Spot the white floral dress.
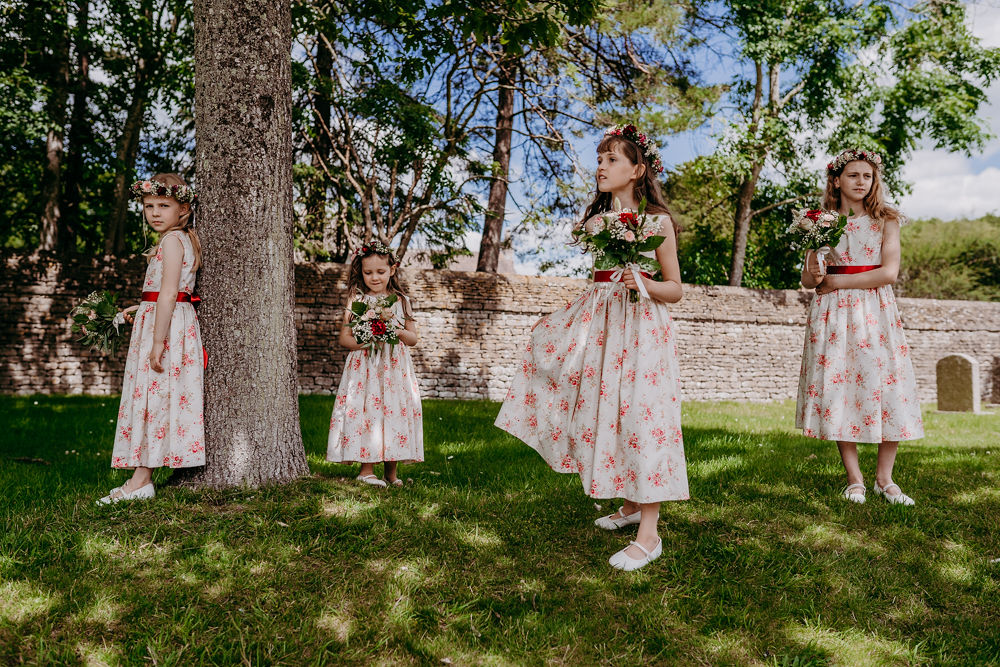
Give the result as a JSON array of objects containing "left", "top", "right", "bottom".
[
  {"left": 796, "top": 214, "right": 924, "bottom": 442},
  {"left": 327, "top": 293, "right": 423, "bottom": 464},
  {"left": 112, "top": 231, "right": 205, "bottom": 468},
  {"left": 495, "top": 215, "right": 689, "bottom": 503}
]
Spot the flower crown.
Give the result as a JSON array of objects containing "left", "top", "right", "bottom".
[
  {"left": 827, "top": 148, "right": 883, "bottom": 175},
  {"left": 130, "top": 178, "right": 198, "bottom": 204},
  {"left": 604, "top": 123, "right": 664, "bottom": 174},
  {"left": 356, "top": 239, "right": 395, "bottom": 259}
]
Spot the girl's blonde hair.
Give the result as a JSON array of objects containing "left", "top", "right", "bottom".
[
  {"left": 141, "top": 173, "right": 203, "bottom": 270},
  {"left": 822, "top": 157, "right": 902, "bottom": 229}
]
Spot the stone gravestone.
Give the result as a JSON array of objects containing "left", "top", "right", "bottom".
[{"left": 936, "top": 354, "right": 980, "bottom": 412}]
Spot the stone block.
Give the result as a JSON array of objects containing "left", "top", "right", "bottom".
[{"left": 936, "top": 354, "right": 980, "bottom": 412}]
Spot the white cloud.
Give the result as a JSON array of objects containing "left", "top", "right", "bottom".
[{"left": 898, "top": 149, "right": 1000, "bottom": 219}]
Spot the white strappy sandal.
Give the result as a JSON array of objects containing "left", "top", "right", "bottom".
[
  {"left": 842, "top": 483, "right": 867, "bottom": 504},
  {"left": 594, "top": 507, "right": 642, "bottom": 530},
  {"left": 873, "top": 481, "right": 915, "bottom": 506},
  {"left": 609, "top": 537, "right": 662, "bottom": 571},
  {"left": 356, "top": 474, "right": 387, "bottom": 488}
]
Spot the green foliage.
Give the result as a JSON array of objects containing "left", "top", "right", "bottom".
[
  {"left": 2, "top": 396, "right": 1000, "bottom": 663},
  {"left": 896, "top": 215, "right": 1000, "bottom": 302}
]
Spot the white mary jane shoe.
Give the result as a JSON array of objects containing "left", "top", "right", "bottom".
[
  {"left": 594, "top": 507, "right": 642, "bottom": 530},
  {"left": 842, "top": 483, "right": 867, "bottom": 504},
  {"left": 873, "top": 481, "right": 915, "bottom": 506},
  {"left": 609, "top": 538, "right": 662, "bottom": 571},
  {"left": 96, "top": 483, "right": 155, "bottom": 506},
  {"left": 357, "top": 474, "right": 387, "bottom": 488}
]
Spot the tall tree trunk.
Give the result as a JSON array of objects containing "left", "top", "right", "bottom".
[
  {"left": 40, "top": 9, "right": 70, "bottom": 253},
  {"left": 63, "top": 0, "right": 91, "bottom": 253},
  {"left": 185, "top": 0, "right": 308, "bottom": 488},
  {"left": 476, "top": 57, "right": 515, "bottom": 273},
  {"left": 306, "top": 30, "right": 332, "bottom": 243},
  {"left": 728, "top": 161, "right": 764, "bottom": 286},
  {"left": 105, "top": 89, "right": 146, "bottom": 255}
]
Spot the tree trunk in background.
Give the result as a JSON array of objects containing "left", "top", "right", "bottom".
[
  {"left": 305, "top": 30, "right": 332, "bottom": 243},
  {"left": 728, "top": 161, "right": 764, "bottom": 287},
  {"left": 183, "top": 0, "right": 308, "bottom": 488},
  {"left": 105, "top": 89, "right": 146, "bottom": 255},
  {"left": 476, "top": 57, "right": 515, "bottom": 273},
  {"left": 39, "top": 9, "right": 70, "bottom": 253},
  {"left": 63, "top": 0, "right": 91, "bottom": 253}
]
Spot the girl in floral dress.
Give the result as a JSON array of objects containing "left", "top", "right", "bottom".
[
  {"left": 98, "top": 174, "right": 205, "bottom": 504},
  {"left": 797, "top": 149, "right": 923, "bottom": 506},
  {"left": 327, "top": 241, "right": 423, "bottom": 487},
  {"left": 496, "top": 124, "right": 688, "bottom": 571}
]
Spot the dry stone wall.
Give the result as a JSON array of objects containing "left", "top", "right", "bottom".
[{"left": 4, "top": 255, "right": 999, "bottom": 403}]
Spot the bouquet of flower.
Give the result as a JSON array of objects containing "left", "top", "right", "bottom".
[
  {"left": 69, "top": 290, "right": 128, "bottom": 356},
  {"left": 350, "top": 294, "right": 401, "bottom": 353},
  {"left": 571, "top": 198, "right": 664, "bottom": 302},
  {"left": 786, "top": 208, "right": 851, "bottom": 271}
]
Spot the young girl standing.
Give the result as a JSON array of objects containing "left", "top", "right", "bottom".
[
  {"left": 496, "top": 124, "right": 688, "bottom": 571},
  {"left": 797, "top": 149, "right": 923, "bottom": 506},
  {"left": 98, "top": 174, "right": 205, "bottom": 504},
  {"left": 327, "top": 241, "right": 423, "bottom": 486}
]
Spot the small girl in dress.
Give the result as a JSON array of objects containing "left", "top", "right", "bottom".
[
  {"left": 327, "top": 240, "right": 423, "bottom": 487},
  {"left": 98, "top": 173, "right": 205, "bottom": 504},
  {"left": 496, "top": 124, "right": 689, "bottom": 571},
  {"left": 797, "top": 149, "right": 924, "bottom": 506}
]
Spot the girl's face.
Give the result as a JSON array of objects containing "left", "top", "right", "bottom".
[
  {"left": 143, "top": 196, "right": 188, "bottom": 233},
  {"left": 361, "top": 254, "right": 395, "bottom": 294},
  {"left": 834, "top": 160, "right": 874, "bottom": 203},
  {"left": 596, "top": 143, "right": 644, "bottom": 194}
]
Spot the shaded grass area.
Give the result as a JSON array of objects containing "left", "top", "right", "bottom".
[{"left": 1, "top": 395, "right": 999, "bottom": 665}]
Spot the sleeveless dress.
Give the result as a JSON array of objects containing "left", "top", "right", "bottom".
[
  {"left": 796, "top": 214, "right": 924, "bottom": 442},
  {"left": 112, "top": 231, "right": 205, "bottom": 468},
  {"left": 327, "top": 293, "right": 424, "bottom": 464},
  {"left": 495, "top": 215, "right": 689, "bottom": 503}
]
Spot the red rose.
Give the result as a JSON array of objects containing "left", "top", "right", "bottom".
[
  {"left": 371, "top": 320, "right": 388, "bottom": 336},
  {"left": 619, "top": 211, "right": 638, "bottom": 227},
  {"left": 805, "top": 209, "right": 822, "bottom": 221}
]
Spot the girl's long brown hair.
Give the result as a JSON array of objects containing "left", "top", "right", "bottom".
[
  {"left": 822, "top": 158, "right": 902, "bottom": 229},
  {"left": 142, "top": 172, "right": 203, "bottom": 270},
  {"left": 346, "top": 246, "right": 413, "bottom": 318},
  {"left": 581, "top": 134, "right": 679, "bottom": 237}
]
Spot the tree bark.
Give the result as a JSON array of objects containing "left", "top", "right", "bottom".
[
  {"left": 185, "top": 0, "right": 308, "bottom": 488},
  {"left": 63, "top": 0, "right": 91, "bottom": 253},
  {"left": 476, "top": 57, "right": 515, "bottom": 273},
  {"left": 40, "top": 7, "right": 70, "bottom": 253},
  {"left": 728, "top": 160, "right": 764, "bottom": 286}
]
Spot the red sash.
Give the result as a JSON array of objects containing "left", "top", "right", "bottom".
[
  {"left": 826, "top": 265, "right": 880, "bottom": 274},
  {"left": 593, "top": 269, "right": 653, "bottom": 282}
]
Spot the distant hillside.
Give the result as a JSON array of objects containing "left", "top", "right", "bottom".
[{"left": 897, "top": 214, "right": 1000, "bottom": 302}]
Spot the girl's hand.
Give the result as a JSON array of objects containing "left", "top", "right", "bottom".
[
  {"left": 621, "top": 270, "right": 646, "bottom": 293},
  {"left": 149, "top": 341, "right": 166, "bottom": 373},
  {"left": 805, "top": 250, "right": 826, "bottom": 283},
  {"left": 121, "top": 304, "right": 140, "bottom": 324},
  {"left": 815, "top": 275, "right": 840, "bottom": 296}
]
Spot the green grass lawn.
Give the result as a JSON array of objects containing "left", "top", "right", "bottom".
[{"left": 1, "top": 396, "right": 999, "bottom": 666}]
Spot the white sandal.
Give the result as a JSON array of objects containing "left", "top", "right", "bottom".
[
  {"left": 96, "top": 483, "right": 155, "bottom": 505},
  {"left": 356, "top": 474, "right": 387, "bottom": 488},
  {"left": 873, "top": 481, "right": 915, "bottom": 506},
  {"left": 842, "top": 483, "right": 866, "bottom": 504},
  {"left": 594, "top": 507, "right": 642, "bottom": 530},
  {"left": 609, "top": 537, "right": 662, "bottom": 571}
]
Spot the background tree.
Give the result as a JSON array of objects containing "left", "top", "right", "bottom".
[{"left": 186, "top": 0, "right": 309, "bottom": 488}]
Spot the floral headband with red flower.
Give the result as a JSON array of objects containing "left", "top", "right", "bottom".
[
  {"left": 604, "top": 123, "right": 664, "bottom": 174},
  {"left": 355, "top": 239, "right": 395, "bottom": 260},
  {"left": 827, "top": 148, "right": 884, "bottom": 175},
  {"left": 129, "top": 178, "right": 198, "bottom": 204}
]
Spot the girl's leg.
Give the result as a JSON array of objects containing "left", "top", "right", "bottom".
[
  {"left": 384, "top": 461, "right": 399, "bottom": 484},
  {"left": 121, "top": 466, "right": 153, "bottom": 493},
  {"left": 837, "top": 441, "right": 864, "bottom": 487},
  {"left": 358, "top": 462, "right": 376, "bottom": 479},
  {"left": 622, "top": 502, "right": 661, "bottom": 559},
  {"left": 875, "top": 440, "right": 902, "bottom": 496}
]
